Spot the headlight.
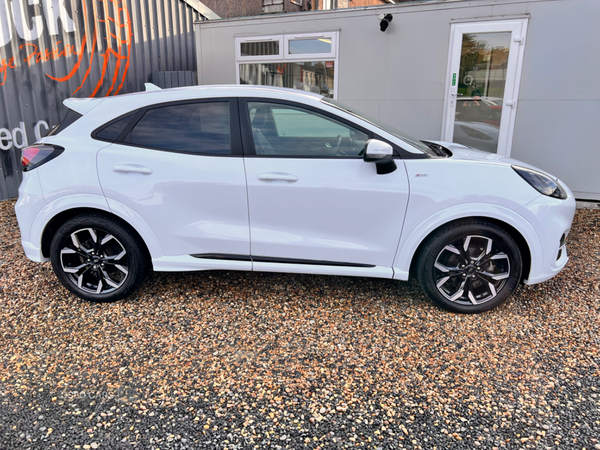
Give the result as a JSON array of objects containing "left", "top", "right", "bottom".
[{"left": 512, "top": 165, "right": 568, "bottom": 199}]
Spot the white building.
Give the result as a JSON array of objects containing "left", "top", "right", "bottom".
[{"left": 195, "top": 0, "right": 600, "bottom": 200}]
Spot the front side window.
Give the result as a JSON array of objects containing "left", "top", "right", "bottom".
[
  {"left": 248, "top": 101, "right": 369, "bottom": 157},
  {"left": 125, "top": 101, "right": 231, "bottom": 154},
  {"left": 321, "top": 97, "right": 436, "bottom": 156}
]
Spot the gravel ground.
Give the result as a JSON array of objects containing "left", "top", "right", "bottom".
[{"left": 0, "top": 199, "right": 598, "bottom": 450}]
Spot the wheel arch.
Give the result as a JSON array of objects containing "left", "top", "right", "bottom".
[
  {"left": 408, "top": 216, "right": 532, "bottom": 282},
  {"left": 393, "top": 204, "right": 542, "bottom": 283},
  {"left": 31, "top": 195, "right": 163, "bottom": 266},
  {"left": 40, "top": 208, "right": 151, "bottom": 266}
]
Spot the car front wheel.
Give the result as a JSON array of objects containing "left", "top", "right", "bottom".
[
  {"left": 50, "top": 213, "right": 148, "bottom": 302},
  {"left": 417, "top": 220, "right": 522, "bottom": 313}
]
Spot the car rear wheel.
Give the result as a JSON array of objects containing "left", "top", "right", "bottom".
[
  {"left": 50, "top": 214, "right": 148, "bottom": 302},
  {"left": 416, "top": 220, "right": 522, "bottom": 313}
]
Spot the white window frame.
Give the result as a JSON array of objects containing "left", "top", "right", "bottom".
[
  {"left": 235, "top": 35, "right": 284, "bottom": 62},
  {"left": 235, "top": 31, "right": 340, "bottom": 99},
  {"left": 284, "top": 32, "right": 337, "bottom": 60}
]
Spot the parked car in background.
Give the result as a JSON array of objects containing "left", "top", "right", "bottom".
[
  {"left": 455, "top": 96, "right": 503, "bottom": 127},
  {"left": 16, "top": 86, "right": 575, "bottom": 313},
  {"left": 453, "top": 120, "right": 499, "bottom": 153}
]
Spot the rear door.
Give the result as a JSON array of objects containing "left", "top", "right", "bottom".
[{"left": 96, "top": 98, "right": 251, "bottom": 269}]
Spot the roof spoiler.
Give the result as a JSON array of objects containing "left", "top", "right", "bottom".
[
  {"left": 145, "top": 83, "right": 162, "bottom": 92},
  {"left": 63, "top": 97, "right": 104, "bottom": 115},
  {"left": 63, "top": 84, "right": 161, "bottom": 114}
]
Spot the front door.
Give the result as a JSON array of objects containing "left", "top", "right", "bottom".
[
  {"left": 241, "top": 99, "right": 410, "bottom": 278},
  {"left": 442, "top": 19, "right": 528, "bottom": 156}
]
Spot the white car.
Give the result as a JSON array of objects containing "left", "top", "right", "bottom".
[
  {"left": 453, "top": 121, "right": 499, "bottom": 154},
  {"left": 15, "top": 86, "right": 576, "bottom": 313}
]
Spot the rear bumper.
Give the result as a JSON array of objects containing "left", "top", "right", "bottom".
[
  {"left": 16, "top": 171, "right": 112, "bottom": 264},
  {"left": 21, "top": 240, "right": 45, "bottom": 263},
  {"left": 15, "top": 171, "right": 48, "bottom": 262}
]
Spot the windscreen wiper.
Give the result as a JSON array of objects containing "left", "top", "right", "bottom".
[{"left": 421, "top": 140, "right": 452, "bottom": 157}]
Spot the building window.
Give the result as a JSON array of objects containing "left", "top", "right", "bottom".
[{"left": 235, "top": 32, "right": 339, "bottom": 99}]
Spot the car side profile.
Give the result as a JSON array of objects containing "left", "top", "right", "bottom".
[{"left": 15, "top": 85, "right": 576, "bottom": 313}]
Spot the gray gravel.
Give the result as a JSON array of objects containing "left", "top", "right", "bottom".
[{"left": 0, "top": 199, "right": 599, "bottom": 449}]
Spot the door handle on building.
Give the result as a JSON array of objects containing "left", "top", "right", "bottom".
[{"left": 450, "top": 84, "right": 458, "bottom": 106}]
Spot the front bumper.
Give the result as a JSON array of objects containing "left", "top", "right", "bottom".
[{"left": 516, "top": 190, "right": 576, "bottom": 285}]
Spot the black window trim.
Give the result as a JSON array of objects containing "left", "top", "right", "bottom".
[
  {"left": 91, "top": 110, "right": 140, "bottom": 143},
  {"left": 373, "top": 132, "right": 431, "bottom": 160},
  {"left": 48, "top": 109, "right": 83, "bottom": 137},
  {"left": 91, "top": 98, "right": 244, "bottom": 157}
]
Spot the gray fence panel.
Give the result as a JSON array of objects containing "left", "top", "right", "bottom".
[{"left": 150, "top": 71, "right": 197, "bottom": 88}]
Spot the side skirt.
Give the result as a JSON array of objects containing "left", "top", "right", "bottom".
[
  {"left": 190, "top": 254, "right": 393, "bottom": 279},
  {"left": 191, "top": 253, "right": 375, "bottom": 268}
]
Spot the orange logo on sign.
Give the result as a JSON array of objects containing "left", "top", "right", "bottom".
[{"left": 0, "top": 0, "right": 132, "bottom": 98}]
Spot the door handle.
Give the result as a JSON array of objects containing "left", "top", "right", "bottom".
[
  {"left": 258, "top": 172, "right": 298, "bottom": 182},
  {"left": 112, "top": 164, "right": 153, "bottom": 175}
]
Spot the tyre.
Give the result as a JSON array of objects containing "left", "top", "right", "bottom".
[
  {"left": 50, "top": 213, "right": 149, "bottom": 302},
  {"left": 416, "top": 219, "right": 522, "bottom": 313}
]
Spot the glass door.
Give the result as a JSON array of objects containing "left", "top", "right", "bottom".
[{"left": 442, "top": 19, "right": 528, "bottom": 156}]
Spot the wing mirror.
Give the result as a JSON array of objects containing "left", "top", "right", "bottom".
[{"left": 364, "top": 139, "right": 397, "bottom": 174}]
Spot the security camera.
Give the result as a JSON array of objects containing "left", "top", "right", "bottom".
[{"left": 379, "top": 13, "right": 393, "bottom": 32}]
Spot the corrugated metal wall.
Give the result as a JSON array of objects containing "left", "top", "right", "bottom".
[{"left": 0, "top": 0, "right": 205, "bottom": 200}]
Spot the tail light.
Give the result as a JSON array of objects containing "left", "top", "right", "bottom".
[{"left": 22, "top": 145, "right": 64, "bottom": 172}]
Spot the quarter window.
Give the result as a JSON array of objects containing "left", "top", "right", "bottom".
[
  {"left": 95, "top": 111, "right": 137, "bottom": 142},
  {"left": 125, "top": 101, "right": 231, "bottom": 154},
  {"left": 248, "top": 102, "right": 369, "bottom": 157}
]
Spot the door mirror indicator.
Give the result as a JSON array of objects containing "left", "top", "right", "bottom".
[{"left": 364, "top": 139, "right": 397, "bottom": 174}]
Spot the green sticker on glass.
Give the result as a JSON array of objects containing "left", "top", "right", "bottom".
[{"left": 452, "top": 73, "right": 457, "bottom": 86}]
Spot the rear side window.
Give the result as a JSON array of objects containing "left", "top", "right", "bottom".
[
  {"left": 94, "top": 112, "right": 138, "bottom": 142},
  {"left": 47, "top": 109, "right": 83, "bottom": 136},
  {"left": 125, "top": 101, "right": 231, "bottom": 154}
]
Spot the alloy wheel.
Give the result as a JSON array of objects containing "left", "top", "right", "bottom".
[
  {"left": 433, "top": 235, "right": 511, "bottom": 306},
  {"left": 59, "top": 227, "right": 129, "bottom": 295}
]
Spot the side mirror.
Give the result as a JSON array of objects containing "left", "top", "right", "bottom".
[{"left": 364, "top": 139, "right": 397, "bottom": 174}]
